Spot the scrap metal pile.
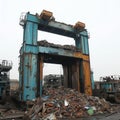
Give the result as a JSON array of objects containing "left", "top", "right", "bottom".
[
  {"left": 44, "top": 74, "right": 64, "bottom": 88},
  {"left": 37, "top": 40, "right": 76, "bottom": 51},
  {"left": 0, "top": 97, "right": 24, "bottom": 119},
  {"left": 24, "top": 87, "right": 116, "bottom": 120}
]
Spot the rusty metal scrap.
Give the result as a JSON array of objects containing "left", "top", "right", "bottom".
[
  {"left": 0, "top": 105, "right": 24, "bottom": 119},
  {"left": 74, "top": 21, "right": 85, "bottom": 29},
  {"left": 44, "top": 74, "right": 63, "bottom": 88},
  {"left": 24, "top": 87, "right": 117, "bottom": 119},
  {"left": 0, "top": 111, "right": 24, "bottom": 120},
  {"left": 39, "top": 10, "right": 53, "bottom": 20},
  {"left": 37, "top": 40, "right": 76, "bottom": 51},
  {"left": 0, "top": 96, "right": 25, "bottom": 120}
]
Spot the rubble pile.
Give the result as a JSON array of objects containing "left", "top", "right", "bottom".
[
  {"left": 24, "top": 87, "right": 115, "bottom": 119},
  {"left": 37, "top": 40, "right": 76, "bottom": 51},
  {"left": 44, "top": 74, "right": 64, "bottom": 88},
  {"left": 0, "top": 108, "right": 24, "bottom": 120},
  {"left": 0, "top": 99, "right": 24, "bottom": 119}
]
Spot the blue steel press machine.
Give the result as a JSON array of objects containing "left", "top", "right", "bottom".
[{"left": 19, "top": 10, "right": 93, "bottom": 101}]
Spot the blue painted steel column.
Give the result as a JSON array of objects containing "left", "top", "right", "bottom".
[
  {"left": 91, "top": 71, "right": 94, "bottom": 89},
  {"left": 75, "top": 32, "right": 81, "bottom": 51},
  {"left": 39, "top": 57, "right": 43, "bottom": 97},
  {"left": 75, "top": 31, "right": 89, "bottom": 55},
  {"left": 20, "top": 21, "right": 38, "bottom": 101},
  {"left": 80, "top": 31, "right": 89, "bottom": 55},
  {"left": 19, "top": 53, "right": 23, "bottom": 101}
]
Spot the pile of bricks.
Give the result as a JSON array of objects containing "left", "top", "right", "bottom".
[{"left": 24, "top": 87, "right": 116, "bottom": 119}]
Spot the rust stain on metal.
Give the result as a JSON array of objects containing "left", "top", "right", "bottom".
[
  {"left": 82, "top": 60, "right": 92, "bottom": 95},
  {"left": 39, "top": 56, "right": 43, "bottom": 80},
  {"left": 74, "top": 21, "right": 85, "bottom": 29},
  {"left": 39, "top": 10, "right": 53, "bottom": 20},
  {"left": 74, "top": 52, "right": 89, "bottom": 61}
]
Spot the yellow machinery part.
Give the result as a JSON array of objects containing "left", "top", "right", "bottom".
[
  {"left": 40, "top": 10, "right": 53, "bottom": 20},
  {"left": 74, "top": 21, "right": 85, "bottom": 29},
  {"left": 83, "top": 60, "right": 92, "bottom": 95}
]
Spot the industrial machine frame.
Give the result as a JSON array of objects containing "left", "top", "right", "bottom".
[{"left": 19, "top": 10, "right": 92, "bottom": 101}]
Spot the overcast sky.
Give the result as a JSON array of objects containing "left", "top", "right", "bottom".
[{"left": 0, "top": 0, "right": 120, "bottom": 81}]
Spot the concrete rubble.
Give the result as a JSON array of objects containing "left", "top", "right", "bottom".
[{"left": 24, "top": 87, "right": 118, "bottom": 120}]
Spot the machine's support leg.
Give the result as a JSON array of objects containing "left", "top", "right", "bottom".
[
  {"left": 82, "top": 60, "right": 92, "bottom": 95},
  {"left": 19, "top": 54, "right": 23, "bottom": 100},
  {"left": 71, "top": 64, "right": 76, "bottom": 89},
  {"left": 76, "top": 61, "right": 80, "bottom": 92},
  {"left": 79, "top": 60, "right": 84, "bottom": 93},
  {"left": 74, "top": 30, "right": 92, "bottom": 95},
  {"left": 63, "top": 61, "right": 80, "bottom": 92},
  {"left": 23, "top": 54, "right": 38, "bottom": 100},
  {"left": 68, "top": 65, "right": 72, "bottom": 88},
  {"left": 63, "top": 60, "right": 91, "bottom": 95},
  {"left": 39, "top": 56, "right": 43, "bottom": 97},
  {"left": 63, "top": 65, "right": 68, "bottom": 88},
  {"left": 19, "top": 21, "right": 38, "bottom": 101},
  {"left": 75, "top": 31, "right": 89, "bottom": 55},
  {"left": 63, "top": 64, "right": 73, "bottom": 88}
]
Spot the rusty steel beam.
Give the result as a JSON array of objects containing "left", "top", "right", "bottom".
[
  {"left": 39, "top": 56, "right": 43, "bottom": 96},
  {"left": 63, "top": 65, "right": 69, "bottom": 88},
  {"left": 76, "top": 61, "right": 80, "bottom": 92},
  {"left": 74, "top": 52, "right": 89, "bottom": 61},
  {"left": 82, "top": 60, "right": 92, "bottom": 95},
  {"left": 63, "top": 61, "right": 81, "bottom": 92},
  {"left": 38, "top": 46, "right": 89, "bottom": 61}
]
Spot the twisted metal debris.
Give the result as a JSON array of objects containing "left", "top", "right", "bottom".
[{"left": 24, "top": 87, "right": 116, "bottom": 119}]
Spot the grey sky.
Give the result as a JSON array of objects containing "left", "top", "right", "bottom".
[{"left": 0, "top": 0, "right": 120, "bottom": 80}]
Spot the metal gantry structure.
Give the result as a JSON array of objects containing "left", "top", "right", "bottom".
[{"left": 19, "top": 10, "right": 92, "bottom": 101}]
